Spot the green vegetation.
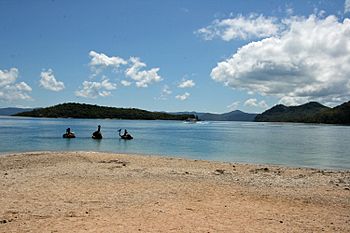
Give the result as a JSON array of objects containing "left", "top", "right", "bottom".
[
  {"left": 255, "top": 101, "right": 350, "bottom": 124},
  {"left": 14, "top": 103, "right": 195, "bottom": 120}
]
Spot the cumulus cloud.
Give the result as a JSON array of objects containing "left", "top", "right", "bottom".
[
  {"left": 345, "top": 0, "right": 350, "bottom": 13},
  {"left": 0, "top": 67, "right": 18, "bottom": 87},
  {"left": 244, "top": 99, "right": 268, "bottom": 109},
  {"left": 89, "top": 51, "right": 127, "bottom": 68},
  {"left": 89, "top": 51, "right": 128, "bottom": 78},
  {"left": 75, "top": 78, "right": 117, "bottom": 98},
  {"left": 39, "top": 69, "right": 65, "bottom": 92},
  {"left": 125, "top": 57, "right": 162, "bottom": 88},
  {"left": 227, "top": 101, "right": 240, "bottom": 110},
  {"left": 158, "top": 85, "right": 172, "bottom": 100},
  {"left": 0, "top": 68, "right": 32, "bottom": 102},
  {"left": 175, "top": 92, "right": 190, "bottom": 101},
  {"left": 211, "top": 14, "right": 350, "bottom": 106},
  {"left": 120, "top": 80, "right": 132, "bottom": 87},
  {"left": 178, "top": 79, "right": 195, "bottom": 88},
  {"left": 162, "top": 85, "right": 172, "bottom": 95},
  {"left": 88, "top": 51, "right": 162, "bottom": 89},
  {"left": 195, "top": 14, "right": 280, "bottom": 41}
]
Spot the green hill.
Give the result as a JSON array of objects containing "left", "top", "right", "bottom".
[
  {"left": 255, "top": 101, "right": 350, "bottom": 124},
  {"left": 14, "top": 103, "right": 195, "bottom": 120}
]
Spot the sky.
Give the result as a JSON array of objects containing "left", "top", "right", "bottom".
[{"left": 0, "top": 0, "right": 349, "bottom": 113}]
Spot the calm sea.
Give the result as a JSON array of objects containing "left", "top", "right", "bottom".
[{"left": 0, "top": 116, "right": 349, "bottom": 170}]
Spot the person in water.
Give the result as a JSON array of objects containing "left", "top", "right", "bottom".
[
  {"left": 92, "top": 125, "right": 102, "bottom": 139},
  {"left": 63, "top": 127, "right": 75, "bottom": 138},
  {"left": 123, "top": 129, "right": 128, "bottom": 136}
]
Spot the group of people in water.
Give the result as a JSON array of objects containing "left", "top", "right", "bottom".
[{"left": 62, "top": 125, "right": 133, "bottom": 140}]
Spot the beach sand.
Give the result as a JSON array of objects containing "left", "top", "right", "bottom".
[{"left": 0, "top": 151, "right": 349, "bottom": 232}]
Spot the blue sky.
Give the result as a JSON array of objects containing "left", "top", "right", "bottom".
[{"left": 0, "top": 0, "right": 349, "bottom": 113}]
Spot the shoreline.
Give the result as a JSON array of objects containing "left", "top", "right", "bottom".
[
  {"left": 1, "top": 151, "right": 349, "bottom": 232},
  {"left": 1, "top": 150, "right": 349, "bottom": 172}
]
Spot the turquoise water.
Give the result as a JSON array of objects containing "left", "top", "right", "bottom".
[{"left": 0, "top": 116, "right": 349, "bottom": 170}]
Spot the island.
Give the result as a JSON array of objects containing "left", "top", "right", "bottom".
[
  {"left": 255, "top": 101, "right": 350, "bottom": 124},
  {"left": 14, "top": 103, "right": 195, "bottom": 121}
]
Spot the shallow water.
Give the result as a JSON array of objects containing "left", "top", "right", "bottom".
[{"left": 0, "top": 116, "right": 349, "bottom": 169}]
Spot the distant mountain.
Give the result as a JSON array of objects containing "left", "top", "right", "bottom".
[
  {"left": 14, "top": 102, "right": 195, "bottom": 120},
  {"left": 173, "top": 110, "right": 257, "bottom": 121},
  {"left": 255, "top": 101, "right": 350, "bottom": 124},
  {"left": 199, "top": 110, "right": 257, "bottom": 121},
  {"left": 0, "top": 107, "right": 33, "bottom": 116}
]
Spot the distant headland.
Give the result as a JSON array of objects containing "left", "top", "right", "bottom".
[{"left": 255, "top": 101, "right": 350, "bottom": 124}]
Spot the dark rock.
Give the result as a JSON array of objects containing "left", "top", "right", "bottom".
[
  {"left": 280, "top": 220, "right": 283, "bottom": 223},
  {"left": 215, "top": 169, "right": 225, "bottom": 175}
]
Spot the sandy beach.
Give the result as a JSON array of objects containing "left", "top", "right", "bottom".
[{"left": 0, "top": 151, "right": 349, "bottom": 232}]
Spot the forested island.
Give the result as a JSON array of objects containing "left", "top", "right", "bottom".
[
  {"left": 255, "top": 101, "right": 350, "bottom": 124},
  {"left": 14, "top": 103, "right": 195, "bottom": 120}
]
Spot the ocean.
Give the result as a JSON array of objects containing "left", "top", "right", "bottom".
[{"left": 0, "top": 116, "right": 349, "bottom": 170}]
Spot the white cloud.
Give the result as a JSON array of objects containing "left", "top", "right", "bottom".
[
  {"left": 227, "top": 101, "right": 240, "bottom": 110},
  {"left": 121, "top": 80, "right": 132, "bottom": 86},
  {"left": 244, "top": 98, "right": 258, "bottom": 107},
  {"left": 259, "top": 100, "right": 268, "bottom": 109},
  {"left": 345, "top": 0, "right": 350, "bottom": 13},
  {"left": 75, "top": 78, "right": 117, "bottom": 98},
  {"left": 195, "top": 14, "right": 280, "bottom": 41},
  {"left": 0, "top": 67, "right": 18, "bottom": 87},
  {"left": 175, "top": 92, "right": 190, "bottom": 101},
  {"left": 0, "top": 68, "right": 32, "bottom": 102},
  {"left": 89, "top": 51, "right": 127, "bottom": 68},
  {"left": 244, "top": 98, "right": 268, "bottom": 109},
  {"left": 178, "top": 79, "right": 195, "bottom": 88},
  {"left": 286, "top": 7, "right": 294, "bottom": 16},
  {"left": 88, "top": 51, "right": 128, "bottom": 78},
  {"left": 158, "top": 85, "right": 172, "bottom": 100},
  {"left": 88, "top": 51, "right": 162, "bottom": 88},
  {"left": 39, "top": 69, "right": 65, "bottom": 92},
  {"left": 162, "top": 85, "right": 172, "bottom": 95},
  {"left": 211, "top": 14, "right": 350, "bottom": 106},
  {"left": 125, "top": 57, "right": 162, "bottom": 88}
]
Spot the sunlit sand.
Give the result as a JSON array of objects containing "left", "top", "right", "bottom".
[{"left": 0, "top": 151, "right": 349, "bottom": 232}]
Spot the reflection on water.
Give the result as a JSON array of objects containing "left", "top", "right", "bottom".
[{"left": 0, "top": 116, "right": 349, "bottom": 170}]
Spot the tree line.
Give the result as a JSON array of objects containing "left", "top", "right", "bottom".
[{"left": 15, "top": 103, "right": 195, "bottom": 121}]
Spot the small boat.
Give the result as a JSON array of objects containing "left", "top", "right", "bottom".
[
  {"left": 118, "top": 129, "right": 133, "bottom": 140},
  {"left": 184, "top": 118, "right": 198, "bottom": 123},
  {"left": 184, "top": 115, "right": 200, "bottom": 123}
]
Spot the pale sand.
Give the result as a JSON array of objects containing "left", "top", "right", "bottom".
[{"left": 0, "top": 152, "right": 349, "bottom": 233}]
